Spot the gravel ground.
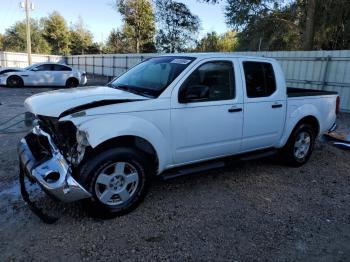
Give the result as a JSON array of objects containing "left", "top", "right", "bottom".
[{"left": 0, "top": 85, "right": 349, "bottom": 262}]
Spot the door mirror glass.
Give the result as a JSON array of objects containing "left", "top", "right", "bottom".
[{"left": 179, "top": 84, "right": 210, "bottom": 103}]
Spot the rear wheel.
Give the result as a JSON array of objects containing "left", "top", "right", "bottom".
[
  {"left": 282, "top": 123, "right": 315, "bottom": 167},
  {"left": 79, "top": 147, "right": 151, "bottom": 218},
  {"left": 65, "top": 78, "right": 79, "bottom": 88},
  {"left": 7, "top": 76, "right": 23, "bottom": 87}
]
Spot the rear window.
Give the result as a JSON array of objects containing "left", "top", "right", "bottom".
[{"left": 243, "top": 61, "right": 276, "bottom": 98}]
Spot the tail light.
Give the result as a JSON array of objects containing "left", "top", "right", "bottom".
[{"left": 336, "top": 96, "right": 340, "bottom": 115}]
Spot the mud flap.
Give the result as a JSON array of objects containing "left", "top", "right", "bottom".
[{"left": 19, "top": 166, "right": 58, "bottom": 224}]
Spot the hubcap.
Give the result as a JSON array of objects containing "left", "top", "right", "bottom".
[
  {"left": 10, "top": 78, "right": 19, "bottom": 86},
  {"left": 294, "top": 131, "right": 311, "bottom": 159},
  {"left": 95, "top": 162, "right": 139, "bottom": 206}
]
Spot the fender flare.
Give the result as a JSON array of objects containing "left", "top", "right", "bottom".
[{"left": 277, "top": 103, "right": 322, "bottom": 148}]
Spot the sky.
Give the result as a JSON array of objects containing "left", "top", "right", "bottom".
[{"left": 0, "top": 0, "right": 228, "bottom": 42}]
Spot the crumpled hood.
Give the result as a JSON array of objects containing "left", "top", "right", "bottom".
[{"left": 25, "top": 86, "right": 149, "bottom": 117}]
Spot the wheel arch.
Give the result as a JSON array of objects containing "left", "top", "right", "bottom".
[
  {"left": 279, "top": 115, "right": 320, "bottom": 148},
  {"left": 295, "top": 115, "right": 320, "bottom": 136},
  {"left": 66, "top": 77, "right": 79, "bottom": 86},
  {"left": 74, "top": 114, "right": 170, "bottom": 174},
  {"left": 6, "top": 75, "right": 24, "bottom": 86},
  {"left": 84, "top": 135, "right": 159, "bottom": 175}
]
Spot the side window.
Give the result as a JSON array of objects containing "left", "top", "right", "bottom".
[
  {"left": 54, "top": 65, "right": 72, "bottom": 71},
  {"left": 181, "top": 61, "right": 235, "bottom": 102},
  {"left": 34, "top": 64, "right": 54, "bottom": 71},
  {"left": 243, "top": 61, "right": 276, "bottom": 98}
]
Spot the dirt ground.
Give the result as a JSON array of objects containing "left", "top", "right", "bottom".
[{"left": 0, "top": 85, "right": 349, "bottom": 262}]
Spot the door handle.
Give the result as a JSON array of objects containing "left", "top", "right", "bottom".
[
  {"left": 228, "top": 107, "right": 242, "bottom": 113},
  {"left": 272, "top": 104, "right": 283, "bottom": 108}
]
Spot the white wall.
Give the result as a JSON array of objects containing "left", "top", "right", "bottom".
[{"left": 0, "top": 51, "right": 64, "bottom": 68}]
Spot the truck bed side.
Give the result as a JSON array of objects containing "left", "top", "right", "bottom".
[
  {"left": 287, "top": 87, "right": 338, "bottom": 97},
  {"left": 276, "top": 93, "right": 338, "bottom": 148}
]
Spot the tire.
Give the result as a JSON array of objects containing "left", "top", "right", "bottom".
[
  {"left": 282, "top": 123, "right": 316, "bottom": 167},
  {"left": 79, "top": 147, "right": 152, "bottom": 218},
  {"left": 65, "top": 78, "right": 79, "bottom": 88},
  {"left": 7, "top": 76, "right": 23, "bottom": 87}
]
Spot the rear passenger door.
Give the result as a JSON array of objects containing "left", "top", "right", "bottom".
[{"left": 241, "top": 60, "right": 286, "bottom": 152}]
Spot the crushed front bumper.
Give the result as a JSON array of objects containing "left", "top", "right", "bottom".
[{"left": 18, "top": 126, "right": 91, "bottom": 203}]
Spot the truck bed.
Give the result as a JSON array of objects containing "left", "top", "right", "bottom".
[{"left": 287, "top": 87, "right": 337, "bottom": 97}]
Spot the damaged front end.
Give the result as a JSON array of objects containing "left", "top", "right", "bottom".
[{"left": 18, "top": 115, "right": 91, "bottom": 222}]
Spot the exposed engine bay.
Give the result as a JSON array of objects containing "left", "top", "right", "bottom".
[{"left": 32, "top": 114, "right": 89, "bottom": 167}]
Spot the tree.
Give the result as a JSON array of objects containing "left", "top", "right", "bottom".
[
  {"left": 196, "top": 31, "right": 238, "bottom": 52},
  {"left": 0, "top": 34, "right": 4, "bottom": 50},
  {"left": 2, "top": 19, "right": 51, "bottom": 54},
  {"left": 303, "top": 0, "right": 316, "bottom": 50},
  {"left": 41, "top": 11, "right": 70, "bottom": 55},
  {"left": 116, "top": 0, "right": 156, "bottom": 53},
  {"left": 196, "top": 31, "right": 220, "bottom": 52},
  {"left": 201, "top": 0, "right": 350, "bottom": 50},
  {"left": 217, "top": 31, "right": 238, "bottom": 51},
  {"left": 312, "top": 0, "right": 350, "bottom": 50},
  {"left": 69, "top": 17, "right": 96, "bottom": 55},
  {"left": 105, "top": 29, "right": 133, "bottom": 53},
  {"left": 155, "top": 0, "right": 200, "bottom": 53}
]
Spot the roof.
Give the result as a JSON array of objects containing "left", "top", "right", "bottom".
[
  {"left": 160, "top": 52, "right": 277, "bottom": 62},
  {"left": 28, "top": 62, "right": 69, "bottom": 67}
]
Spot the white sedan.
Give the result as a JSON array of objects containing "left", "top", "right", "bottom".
[{"left": 0, "top": 63, "right": 87, "bottom": 88}]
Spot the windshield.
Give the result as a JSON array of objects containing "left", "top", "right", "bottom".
[{"left": 109, "top": 56, "right": 195, "bottom": 97}]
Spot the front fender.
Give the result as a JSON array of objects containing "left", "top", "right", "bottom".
[{"left": 73, "top": 114, "right": 170, "bottom": 173}]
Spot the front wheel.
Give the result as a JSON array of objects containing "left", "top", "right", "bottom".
[
  {"left": 79, "top": 148, "right": 151, "bottom": 218},
  {"left": 7, "top": 76, "right": 23, "bottom": 87},
  {"left": 282, "top": 124, "right": 315, "bottom": 167}
]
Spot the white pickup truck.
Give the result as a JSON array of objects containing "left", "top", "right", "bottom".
[{"left": 18, "top": 54, "right": 340, "bottom": 220}]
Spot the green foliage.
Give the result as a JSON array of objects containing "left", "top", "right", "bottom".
[
  {"left": 69, "top": 17, "right": 98, "bottom": 55},
  {"left": 41, "top": 11, "right": 71, "bottom": 55},
  {"left": 105, "top": 29, "right": 133, "bottom": 54},
  {"left": 116, "top": 0, "right": 156, "bottom": 53},
  {"left": 2, "top": 19, "right": 51, "bottom": 54},
  {"left": 313, "top": 0, "right": 350, "bottom": 50},
  {"left": 201, "top": 0, "right": 350, "bottom": 51},
  {"left": 0, "top": 34, "right": 4, "bottom": 50},
  {"left": 196, "top": 31, "right": 238, "bottom": 52},
  {"left": 155, "top": 0, "right": 200, "bottom": 53}
]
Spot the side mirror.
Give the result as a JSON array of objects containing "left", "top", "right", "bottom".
[
  {"left": 31, "top": 68, "right": 38, "bottom": 72},
  {"left": 179, "top": 84, "right": 210, "bottom": 103}
]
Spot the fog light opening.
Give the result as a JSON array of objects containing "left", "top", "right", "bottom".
[{"left": 44, "top": 172, "right": 60, "bottom": 183}]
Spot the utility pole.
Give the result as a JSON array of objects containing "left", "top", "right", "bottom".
[{"left": 21, "top": 0, "right": 34, "bottom": 65}]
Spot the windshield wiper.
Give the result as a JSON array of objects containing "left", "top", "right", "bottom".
[{"left": 109, "top": 84, "right": 156, "bottom": 98}]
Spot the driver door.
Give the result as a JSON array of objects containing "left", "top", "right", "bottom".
[
  {"left": 29, "top": 64, "right": 54, "bottom": 86},
  {"left": 171, "top": 59, "right": 244, "bottom": 165}
]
